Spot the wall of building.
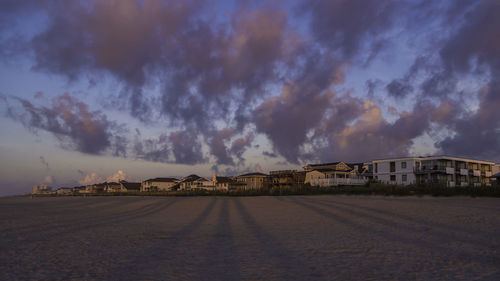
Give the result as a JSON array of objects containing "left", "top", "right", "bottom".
[{"left": 373, "top": 158, "right": 417, "bottom": 185}]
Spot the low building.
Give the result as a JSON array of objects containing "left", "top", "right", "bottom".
[
  {"left": 141, "top": 178, "right": 179, "bottom": 192},
  {"left": 236, "top": 172, "right": 270, "bottom": 190},
  {"left": 373, "top": 155, "right": 494, "bottom": 186}
]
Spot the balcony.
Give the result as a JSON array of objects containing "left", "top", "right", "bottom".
[
  {"left": 460, "top": 169, "right": 468, "bottom": 176},
  {"left": 461, "top": 182, "right": 468, "bottom": 187},
  {"left": 484, "top": 171, "right": 492, "bottom": 177},
  {"left": 448, "top": 181, "right": 455, "bottom": 187},
  {"left": 472, "top": 170, "right": 481, "bottom": 177},
  {"left": 445, "top": 167, "right": 455, "bottom": 174}
]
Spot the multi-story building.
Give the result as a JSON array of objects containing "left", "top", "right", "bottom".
[{"left": 373, "top": 156, "right": 494, "bottom": 186}]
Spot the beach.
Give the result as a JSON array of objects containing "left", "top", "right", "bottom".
[{"left": 0, "top": 195, "right": 499, "bottom": 280}]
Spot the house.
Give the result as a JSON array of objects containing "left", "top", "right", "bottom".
[
  {"left": 236, "top": 172, "right": 270, "bottom": 190},
  {"left": 56, "top": 187, "right": 74, "bottom": 195},
  {"left": 304, "top": 162, "right": 368, "bottom": 187},
  {"left": 141, "top": 177, "right": 179, "bottom": 192},
  {"left": 179, "top": 174, "right": 209, "bottom": 190},
  {"left": 119, "top": 181, "right": 141, "bottom": 192},
  {"left": 104, "top": 182, "right": 121, "bottom": 193},
  {"left": 195, "top": 174, "right": 246, "bottom": 191},
  {"left": 372, "top": 155, "right": 494, "bottom": 186},
  {"left": 32, "top": 184, "right": 52, "bottom": 194},
  {"left": 268, "top": 170, "right": 306, "bottom": 189},
  {"left": 84, "top": 183, "right": 107, "bottom": 193}
]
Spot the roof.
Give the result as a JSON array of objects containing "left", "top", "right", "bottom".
[
  {"left": 307, "top": 162, "right": 341, "bottom": 167},
  {"left": 237, "top": 172, "right": 268, "bottom": 177},
  {"left": 491, "top": 172, "right": 500, "bottom": 178},
  {"left": 144, "top": 177, "right": 178, "bottom": 183},
  {"left": 308, "top": 168, "right": 354, "bottom": 173},
  {"left": 120, "top": 181, "right": 141, "bottom": 190},
  {"left": 216, "top": 176, "right": 236, "bottom": 183},
  {"left": 372, "top": 155, "right": 495, "bottom": 164},
  {"left": 181, "top": 174, "right": 205, "bottom": 182}
]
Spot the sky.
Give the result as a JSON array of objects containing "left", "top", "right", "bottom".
[{"left": 1, "top": 0, "right": 499, "bottom": 195}]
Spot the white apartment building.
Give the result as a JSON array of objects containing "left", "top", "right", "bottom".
[{"left": 373, "top": 156, "right": 494, "bottom": 186}]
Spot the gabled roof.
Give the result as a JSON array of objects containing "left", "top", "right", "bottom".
[
  {"left": 307, "top": 162, "right": 341, "bottom": 167},
  {"left": 215, "top": 176, "right": 236, "bottom": 183},
  {"left": 181, "top": 174, "right": 208, "bottom": 182},
  {"left": 120, "top": 181, "right": 141, "bottom": 190},
  {"left": 144, "top": 177, "right": 178, "bottom": 183},
  {"left": 238, "top": 172, "right": 268, "bottom": 177}
]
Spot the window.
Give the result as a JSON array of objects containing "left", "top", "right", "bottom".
[
  {"left": 402, "top": 174, "right": 407, "bottom": 182},
  {"left": 390, "top": 175, "right": 396, "bottom": 182},
  {"left": 390, "top": 162, "right": 396, "bottom": 173},
  {"left": 401, "top": 161, "right": 407, "bottom": 169},
  {"left": 375, "top": 163, "right": 378, "bottom": 173}
]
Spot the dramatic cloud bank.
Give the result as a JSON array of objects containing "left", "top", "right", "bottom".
[{"left": 1, "top": 0, "right": 499, "bottom": 169}]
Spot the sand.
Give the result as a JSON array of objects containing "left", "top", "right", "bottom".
[{"left": 0, "top": 195, "right": 499, "bottom": 280}]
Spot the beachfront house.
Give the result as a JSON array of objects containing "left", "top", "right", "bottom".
[
  {"left": 118, "top": 181, "right": 141, "bottom": 192},
  {"left": 372, "top": 155, "right": 494, "bottom": 186},
  {"left": 141, "top": 177, "right": 179, "bottom": 192},
  {"left": 194, "top": 174, "right": 245, "bottom": 191},
  {"left": 236, "top": 172, "right": 270, "bottom": 190},
  {"left": 304, "top": 162, "right": 367, "bottom": 187},
  {"left": 104, "top": 182, "right": 121, "bottom": 193},
  {"left": 268, "top": 170, "right": 307, "bottom": 189},
  {"left": 179, "top": 174, "right": 209, "bottom": 190}
]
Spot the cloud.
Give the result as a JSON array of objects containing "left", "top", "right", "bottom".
[
  {"left": 106, "top": 170, "right": 128, "bottom": 183},
  {"left": 298, "top": 0, "right": 399, "bottom": 59},
  {"left": 1, "top": 0, "right": 500, "bottom": 166},
  {"left": 39, "top": 156, "right": 50, "bottom": 171},
  {"left": 78, "top": 172, "right": 103, "bottom": 186},
  {"left": 4, "top": 93, "right": 127, "bottom": 156},
  {"left": 43, "top": 175, "right": 54, "bottom": 184}
]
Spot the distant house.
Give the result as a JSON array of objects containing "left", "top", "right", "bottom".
[
  {"left": 141, "top": 177, "right": 179, "bottom": 192},
  {"left": 56, "top": 187, "right": 74, "bottom": 195},
  {"left": 104, "top": 182, "right": 121, "bottom": 193},
  {"left": 196, "top": 174, "right": 245, "bottom": 191},
  {"left": 32, "top": 184, "right": 52, "bottom": 194},
  {"left": 179, "top": 174, "right": 209, "bottom": 190},
  {"left": 304, "top": 162, "right": 368, "bottom": 187},
  {"left": 236, "top": 172, "right": 270, "bottom": 190},
  {"left": 119, "top": 181, "right": 141, "bottom": 192},
  {"left": 72, "top": 186, "right": 86, "bottom": 194},
  {"left": 84, "top": 183, "right": 107, "bottom": 193}
]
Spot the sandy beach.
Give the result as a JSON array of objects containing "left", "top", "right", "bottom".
[{"left": 0, "top": 195, "right": 499, "bottom": 280}]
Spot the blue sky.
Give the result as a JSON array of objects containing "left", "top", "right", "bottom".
[{"left": 1, "top": 0, "right": 499, "bottom": 195}]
